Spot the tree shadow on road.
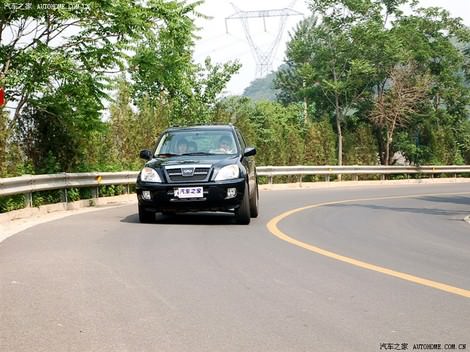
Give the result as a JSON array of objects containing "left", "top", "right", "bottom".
[
  {"left": 325, "top": 195, "right": 470, "bottom": 218},
  {"left": 418, "top": 195, "right": 470, "bottom": 207}
]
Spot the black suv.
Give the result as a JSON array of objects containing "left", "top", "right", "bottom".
[{"left": 136, "top": 125, "right": 259, "bottom": 224}]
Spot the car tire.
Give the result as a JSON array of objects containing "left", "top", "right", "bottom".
[
  {"left": 249, "top": 183, "right": 259, "bottom": 218},
  {"left": 235, "top": 183, "right": 251, "bottom": 225},
  {"left": 139, "top": 206, "right": 155, "bottom": 223}
]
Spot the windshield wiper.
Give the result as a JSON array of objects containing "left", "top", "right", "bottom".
[
  {"left": 181, "top": 152, "right": 216, "bottom": 156},
  {"left": 156, "top": 153, "right": 180, "bottom": 157}
]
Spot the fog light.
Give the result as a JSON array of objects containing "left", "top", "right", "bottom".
[
  {"left": 226, "top": 188, "right": 237, "bottom": 199},
  {"left": 142, "top": 191, "right": 151, "bottom": 200}
]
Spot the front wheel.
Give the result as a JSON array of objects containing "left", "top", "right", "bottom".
[
  {"left": 249, "top": 183, "right": 259, "bottom": 218},
  {"left": 139, "top": 206, "right": 155, "bottom": 223},
  {"left": 235, "top": 184, "right": 251, "bottom": 225}
]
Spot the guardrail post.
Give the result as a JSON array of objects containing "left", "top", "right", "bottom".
[
  {"left": 353, "top": 174, "right": 358, "bottom": 181},
  {"left": 62, "top": 173, "right": 68, "bottom": 203},
  {"left": 298, "top": 175, "right": 303, "bottom": 186},
  {"left": 380, "top": 175, "right": 385, "bottom": 181},
  {"left": 24, "top": 192, "right": 32, "bottom": 208},
  {"left": 325, "top": 175, "right": 330, "bottom": 182},
  {"left": 269, "top": 175, "right": 273, "bottom": 184},
  {"left": 60, "top": 189, "right": 68, "bottom": 203},
  {"left": 125, "top": 174, "right": 130, "bottom": 194},
  {"left": 93, "top": 175, "right": 101, "bottom": 199},
  {"left": 24, "top": 175, "right": 33, "bottom": 207}
]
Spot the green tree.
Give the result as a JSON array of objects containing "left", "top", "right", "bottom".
[
  {"left": 1, "top": 0, "right": 158, "bottom": 125},
  {"left": 128, "top": 0, "right": 240, "bottom": 126},
  {"left": 390, "top": 7, "right": 470, "bottom": 165},
  {"left": 0, "top": 109, "right": 9, "bottom": 176},
  {"left": 343, "top": 123, "right": 378, "bottom": 165},
  {"left": 106, "top": 77, "right": 171, "bottom": 169},
  {"left": 214, "top": 97, "right": 306, "bottom": 167},
  {"left": 131, "top": 34, "right": 240, "bottom": 125},
  {"left": 276, "top": 0, "right": 470, "bottom": 167},
  {"left": 2, "top": 0, "right": 232, "bottom": 173},
  {"left": 276, "top": 2, "right": 379, "bottom": 167},
  {"left": 304, "top": 118, "right": 337, "bottom": 166}
]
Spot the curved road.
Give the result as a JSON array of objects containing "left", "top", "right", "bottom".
[{"left": 1, "top": 183, "right": 469, "bottom": 352}]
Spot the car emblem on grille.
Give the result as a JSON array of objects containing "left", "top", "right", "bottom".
[{"left": 181, "top": 167, "right": 194, "bottom": 177}]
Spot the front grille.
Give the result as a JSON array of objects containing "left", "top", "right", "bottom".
[{"left": 166, "top": 167, "right": 211, "bottom": 183}]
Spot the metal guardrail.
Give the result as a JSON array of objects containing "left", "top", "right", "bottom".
[
  {"left": 256, "top": 165, "right": 470, "bottom": 182},
  {"left": 1, "top": 166, "right": 470, "bottom": 207},
  {"left": 0, "top": 172, "right": 139, "bottom": 207}
]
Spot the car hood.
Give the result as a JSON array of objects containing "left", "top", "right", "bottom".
[{"left": 146, "top": 155, "right": 238, "bottom": 169}]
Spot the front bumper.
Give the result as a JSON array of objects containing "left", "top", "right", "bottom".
[{"left": 136, "top": 178, "right": 246, "bottom": 213}]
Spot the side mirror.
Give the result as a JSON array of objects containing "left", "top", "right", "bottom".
[
  {"left": 244, "top": 147, "right": 256, "bottom": 157},
  {"left": 139, "top": 149, "right": 152, "bottom": 161}
]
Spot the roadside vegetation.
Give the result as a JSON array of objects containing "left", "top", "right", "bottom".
[{"left": 1, "top": 0, "right": 469, "bottom": 211}]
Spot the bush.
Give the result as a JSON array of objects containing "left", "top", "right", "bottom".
[{"left": 0, "top": 195, "right": 25, "bottom": 213}]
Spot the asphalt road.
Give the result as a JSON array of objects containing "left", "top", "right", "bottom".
[{"left": 1, "top": 183, "right": 469, "bottom": 352}]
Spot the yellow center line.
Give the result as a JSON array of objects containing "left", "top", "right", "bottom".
[{"left": 266, "top": 192, "right": 470, "bottom": 298}]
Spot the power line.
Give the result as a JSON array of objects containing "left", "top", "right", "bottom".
[{"left": 225, "top": 1, "right": 302, "bottom": 78}]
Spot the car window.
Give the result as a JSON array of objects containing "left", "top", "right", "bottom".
[{"left": 236, "top": 130, "right": 246, "bottom": 150}]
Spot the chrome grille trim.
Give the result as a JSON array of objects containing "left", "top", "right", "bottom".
[
  {"left": 165, "top": 164, "right": 212, "bottom": 169},
  {"left": 164, "top": 164, "right": 212, "bottom": 183}
]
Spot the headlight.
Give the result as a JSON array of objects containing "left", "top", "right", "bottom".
[
  {"left": 140, "top": 167, "right": 162, "bottom": 182},
  {"left": 214, "top": 164, "right": 240, "bottom": 181}
]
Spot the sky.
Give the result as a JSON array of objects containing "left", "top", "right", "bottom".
[{"left": 192, "top": 0, "right": 470, "bottom": 96}]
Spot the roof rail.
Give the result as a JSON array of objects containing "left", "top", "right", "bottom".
[
  {"left": 167, "top": 122, "right": 233, "bottom": 128},
  {"left": 191, "top": 122, "right": 233, "bottom": 126}
]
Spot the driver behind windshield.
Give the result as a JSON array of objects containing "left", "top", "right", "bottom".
[
  {"left": 188, "top": 141, "right": 197, "bottom": 153},
  {"left": 217, "top": 136, "right": 235, "bottom": 153},
  {"left": 176, "top": 139, "right": 189, "bottom": 154}
]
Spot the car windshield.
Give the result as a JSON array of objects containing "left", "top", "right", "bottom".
[{"left": 155, "top": 130, "right": 238, "bottom": 156}]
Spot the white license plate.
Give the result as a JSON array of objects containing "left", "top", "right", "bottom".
[{"left": 175, "top": 187, "right": 203, "bottom": 198}]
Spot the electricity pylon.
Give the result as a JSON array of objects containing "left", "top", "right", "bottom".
[{"left": 225, "top": 1, "right": 302, "bottom": 78}]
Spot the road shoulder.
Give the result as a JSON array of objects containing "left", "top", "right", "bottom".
[{"left": 0, "top": 194, "right": 136, "bottom": 243}]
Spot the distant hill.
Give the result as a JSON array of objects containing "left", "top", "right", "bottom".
[{"left": 242, "top": 71, "right": 279, "bottom": 101}]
